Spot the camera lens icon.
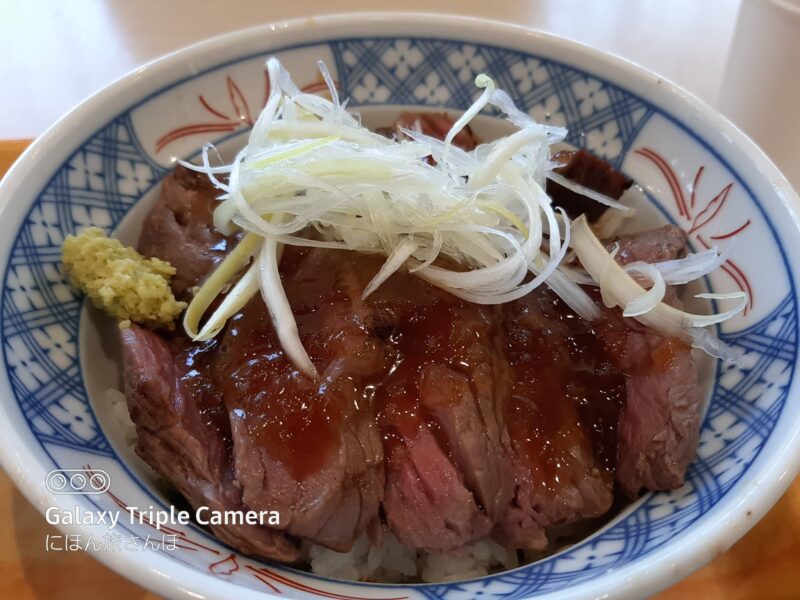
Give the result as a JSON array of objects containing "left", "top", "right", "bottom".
[
  {"left": 48, "top": 472, "right": 68, "bottom": 492},
  {"left": 70, "top": 473, "right": 87, "bottom": 491},
  {"left": 46, "top": 469, "right": 110, "bottom": 495}
]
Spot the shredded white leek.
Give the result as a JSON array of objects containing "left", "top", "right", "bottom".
[
  {"left": 621, "top": 262, "right": 666, "bottom": 317},
  {"left": 183, "top": 233, "right": 261, "bottom": 340},
  {"left": 546, "top": 171, "right": 631, "bottom": 212},
  {"left": 362, "top": 237, "right": 419, "bottom": 300},
  {"left": 181, "top": 58, "right": 747, "bottom": 374},
  {"left": 570, "top": 216, "right": 745, "bottom": 360}
]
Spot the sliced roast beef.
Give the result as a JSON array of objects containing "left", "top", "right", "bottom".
[
  {"left": 374, "top": 282, "right": 515, "bottom": 523},
  {"left": 214, "top": 248, "right": 385, "bottom": 552},
  {"left": 136, "top": 170, "right": 385, "bottom": 552},
  {"left": 495, "top": 291, "right": 621, "bottom": 549},
  {"left": 547, "top": 149, "right": 633, "bottom": 221},
  {"left": 365, "top": 271, "right": 512, "bottom": 550},
  {"left": 600, "top": 321, "right": 700, "bottom": 497},
  {"left": 602, "top": 226, "right": 700, "bottom": 497},
  {"left": 613, "top": 225, "right": 688, "bottom": 265},
  {"left": 124, "top": 155, "right": 704, "bottom": 563},
  {"left": 120, "top": 325, "right": 300, "bottom": 561},
  {"left": 381, "top": 385, "right": 493, "bottom": 551},
  {"left": 138, "top": 165, "right": 235, "bottom": 297},
  {"left": 418, "top": 363, "right": 514, "bottom": 523}
]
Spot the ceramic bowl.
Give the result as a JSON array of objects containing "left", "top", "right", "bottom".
[{"left": 1, "top": 13, "right": 799, "bottom": 600}]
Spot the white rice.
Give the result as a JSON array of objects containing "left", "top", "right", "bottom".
[
  {"left": 106, "top": 388, "right": 138, "bottom": 448},
  {"left": 307, "top": 532, "right": 519, "bottom": 583}
]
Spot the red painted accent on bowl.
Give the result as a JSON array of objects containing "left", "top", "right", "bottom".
[
  {"left": 154, "top": 71, "right": 340, "bottom": 153},
  {"left": 209, "top": 553, "right": 240, "bottom": 575},
  {"left": 634, "top": 147, "right": 754, "bottom": 314},
  {"left": 245, "top": 565, "right": 409, "bottom": 599}
]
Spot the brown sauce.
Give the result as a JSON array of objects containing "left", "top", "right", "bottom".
[
  {"left": 372, "top": 301, "right": 474, "bottom": 460},
  {"left": 504, "top": 293, "right": 626, "bottom": 495},
  {"left": 176, "top": 340, "right": 233, "bottom": 449},
  {"left": 200, "top": 247, "right": 363, "bottom": 481},
  {"left": 179, "top": 246, "right": 635, "bottom": 490}
]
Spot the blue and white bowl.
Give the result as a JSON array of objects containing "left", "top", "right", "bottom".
[{"left": 1, "top": 13, "right": 799, "bottom": 600}]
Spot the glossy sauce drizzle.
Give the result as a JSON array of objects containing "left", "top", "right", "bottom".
[
  {"left": 504, "top": 292, "right": 626, "bottom": 494},
  {"left": 181, "top": 247, "right": 635, "bottom": 489}
]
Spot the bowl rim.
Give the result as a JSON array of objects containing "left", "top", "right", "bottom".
[{"left": 2, "top": 11, "right": 800, "bottom": 600}]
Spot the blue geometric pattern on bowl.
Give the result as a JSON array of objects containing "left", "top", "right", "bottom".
[
  {"left": 1, "top": 37, "right": 795, "bottom": 598},
  {"left": 331, "top": 38, "right": 653, "bottom": 170},
  {"left": 3, "top": 116, "right": 166, "bottom": 457}
]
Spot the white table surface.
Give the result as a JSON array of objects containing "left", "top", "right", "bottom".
[{"left": 1, "top": 0, "right": 742, "bottom": 140}]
